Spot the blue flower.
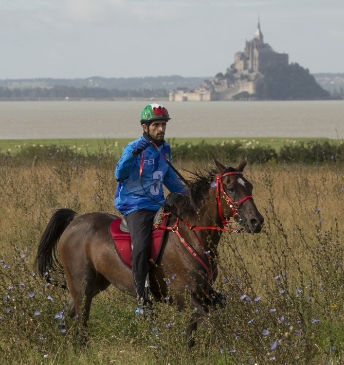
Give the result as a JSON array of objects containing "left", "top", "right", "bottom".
[
  {"left": 34, "top": 311, "right": 41, "bottom": 316},
  {"left": 47, "top": 296, "right": 53, "bottom": 301},
  {"left": 262, "top": 329, "right": 269, "bottom": 336},
  {"left": 29, "top": 292, "right": 35, "bottom": 298},
  {"left": 254, "top": 296, "right": 261, "bottom": 302},
  {"left": 312, "top": 319, "right": 320, "bottom": 324},
  {"left": 270, "top": 339, "right": 278, "bottom": 350},
  {"left": 240, "top": 294, "right": 251, "bottom": 302},
  {"left": 269, "top": 308, "right": 276, "bottom": 313}
]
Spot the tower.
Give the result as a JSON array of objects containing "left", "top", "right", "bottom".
[{"left": 254, "top": 17, "right": 264, "bottom": 45}]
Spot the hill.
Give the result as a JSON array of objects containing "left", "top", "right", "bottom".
[
  {"left": 255, "top": 63, "right": 332, "bottom": 100},
  {"left": 313, "top": 73, "right": 344, "bottom": 97}
]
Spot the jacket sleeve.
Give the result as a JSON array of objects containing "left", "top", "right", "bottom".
[
  {"left": 163, "top": 168, "right": 187, "bottom": 194},
  {"left": 115, "top": 145, "right": 137, "bottom": 181}
]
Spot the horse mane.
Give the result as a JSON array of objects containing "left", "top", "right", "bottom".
[{"left": 170, "top": 164, "right": 237, "bottom": 218}]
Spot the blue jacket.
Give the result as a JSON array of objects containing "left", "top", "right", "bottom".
[{"left": 114, "top": 136, "right": 186, "bottom": 215}]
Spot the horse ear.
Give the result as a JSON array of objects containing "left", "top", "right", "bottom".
[
  {"left": 237, "top": 157, "right": 248, "bottom": 172},
  {"left": 213, "top": 158, "right": 226, "bottom": 173}
]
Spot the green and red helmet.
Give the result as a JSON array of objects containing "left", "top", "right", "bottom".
[{"left": 140, "top": 103, "right": 171, "bottom": 124}]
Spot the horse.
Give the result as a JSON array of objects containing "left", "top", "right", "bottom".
[{"left": 35, "top": 158, "right": 264, "bottom": 347}]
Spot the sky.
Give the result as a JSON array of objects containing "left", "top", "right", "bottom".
[{"left": 1, "top": 0, "right": 343, "bottom": 79}]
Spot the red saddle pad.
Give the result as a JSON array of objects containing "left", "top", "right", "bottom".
[{"left": 109, "top": 217, "right": 166, "bottom": 269}]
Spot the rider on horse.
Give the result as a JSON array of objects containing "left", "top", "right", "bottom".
[{"left": 114, "top": 103, "right": 187, "bottom": 313}]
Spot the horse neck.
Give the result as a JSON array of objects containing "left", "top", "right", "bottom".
[{"left": 181, "top": 187, "right": 223, "bottom": 252}]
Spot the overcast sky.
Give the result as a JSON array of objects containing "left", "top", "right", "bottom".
[{"left": 1, "top": 0, "right": 343, "bottom": 79}]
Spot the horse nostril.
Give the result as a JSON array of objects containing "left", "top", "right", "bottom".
[{"left": 251, "top": 218, "right": 262, "bottom": 233}]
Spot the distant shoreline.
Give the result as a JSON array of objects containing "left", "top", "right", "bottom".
[{"left": 0, "top": 97, "right": 170, "bottom": 102}]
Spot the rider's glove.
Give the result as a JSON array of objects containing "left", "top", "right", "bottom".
[{"left": 132, "top": 139, "right": 150, "bottom": 156}]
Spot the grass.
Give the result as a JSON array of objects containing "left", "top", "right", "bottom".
[
  {"left": 1, "top": 152, "right": 344, "bottom": 364},
  {"left": 0, "top": 136, "right": 339, "bottom": 155}
]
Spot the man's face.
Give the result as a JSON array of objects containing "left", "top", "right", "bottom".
[{"left": 143, "top": 120, "right": 167, "bottom": 141}]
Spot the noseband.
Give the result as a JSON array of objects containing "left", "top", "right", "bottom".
[{"left": 215, "top": 171, "right": 252, "bottom": 227}]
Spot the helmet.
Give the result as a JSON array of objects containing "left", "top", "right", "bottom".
[{"left": 140, "top": 103, "right": 170, "bottom": 124}]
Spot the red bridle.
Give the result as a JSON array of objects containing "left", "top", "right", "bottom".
[
  {"left": 154, "top": 170, "right": 253, "bottom": 280},
  {"left": 215, "top": 171, "right": 252, "bottom": 229}
]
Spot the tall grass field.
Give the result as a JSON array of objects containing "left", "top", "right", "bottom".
[{"left": 0, "top": 143, "right": 344, "bottom": 364}]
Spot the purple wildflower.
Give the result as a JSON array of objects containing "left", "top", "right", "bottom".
[{"left": 270, "top": 339, "right": 278, "bottom": 350}]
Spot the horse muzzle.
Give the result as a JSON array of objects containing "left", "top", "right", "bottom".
[{"left": 239, "top": 213, "right": 264, "bottom": 233}]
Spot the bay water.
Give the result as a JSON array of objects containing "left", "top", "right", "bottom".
[{"left": 0, "top": 100, "right": 343, "bottom": 140}]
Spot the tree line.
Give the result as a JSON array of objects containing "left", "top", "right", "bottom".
[{"left": 0, "top": 86, "right": 169, "bottom": 100}]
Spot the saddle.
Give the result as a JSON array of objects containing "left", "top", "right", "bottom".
[{"left": 109, "top": 208, "right": 169, "bottom": 269}]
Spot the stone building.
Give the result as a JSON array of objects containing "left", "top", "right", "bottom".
[
  {"left": 234, "top": 20, "right": 288, "bottom": 74},
  {"left": 169, "top": 20, "right": 289, "bottom": 101}
]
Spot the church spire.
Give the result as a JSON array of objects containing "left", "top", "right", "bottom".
[{"left": 254, "top": 16, "right": 264, "bottom": 43}]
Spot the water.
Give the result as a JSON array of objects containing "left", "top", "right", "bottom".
[{"left": 0, "top": 100, "right": 343, "bottom": 139}]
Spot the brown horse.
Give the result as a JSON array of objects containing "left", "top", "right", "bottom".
[{"left": 35, "top": 158, "right": 264, "bottom": 346}]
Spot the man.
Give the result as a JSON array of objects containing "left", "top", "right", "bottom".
[{"left": 114, "top": 103, "right": 186, "bottom": 312}]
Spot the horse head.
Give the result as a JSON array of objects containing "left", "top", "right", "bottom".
[{"left": 214, "top": 157, "right": 264, "bottom": 233}]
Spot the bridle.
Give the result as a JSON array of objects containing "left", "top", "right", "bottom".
[
  {"left": 215, "top": 171, "right": 252, "bottom": 230},
  {"left": 154, "top": 170, "right": 253, "bottom": 281}
]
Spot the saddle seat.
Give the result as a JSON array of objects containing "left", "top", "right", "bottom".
[{"left": 109, "top": 208, "right": 168, "bottom": 269}]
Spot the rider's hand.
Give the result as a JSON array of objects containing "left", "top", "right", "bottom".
[{"left": 132, "top": 139, "right": 150, "bottom": 156}]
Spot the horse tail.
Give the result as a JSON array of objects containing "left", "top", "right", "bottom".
[{"left": 35, "top": 208, "right": 77, "bottom": 279}]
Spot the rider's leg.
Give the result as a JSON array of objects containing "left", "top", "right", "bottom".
[{"left": 126, "top": 209, "right": 156, "bottom": 304}]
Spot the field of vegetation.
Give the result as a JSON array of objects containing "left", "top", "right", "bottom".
[
  {"left": 1, "top": 144, "right": 344, "bottom": 364},
  {"left": 0, "top": 136, "right": 341, "bottom": 156}
]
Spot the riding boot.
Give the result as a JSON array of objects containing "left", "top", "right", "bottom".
[{"left": 135, "top": 274, "right": 153, "bottom": 316}]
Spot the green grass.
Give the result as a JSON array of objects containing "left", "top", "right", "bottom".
[{"left": 0, "top": 137, "right": 338, "bottom": 155}]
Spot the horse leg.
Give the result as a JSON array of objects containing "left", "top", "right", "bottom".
[
  {"left": 172, "top": 292, "right": 205, "bottom": 348},
  {"left": 64, "top": 266, "right": 111, "bottom": 345}
]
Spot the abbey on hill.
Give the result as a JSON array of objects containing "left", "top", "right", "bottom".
[{"left": 169, "top": 21, "right": 329, "bottom": 101}]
